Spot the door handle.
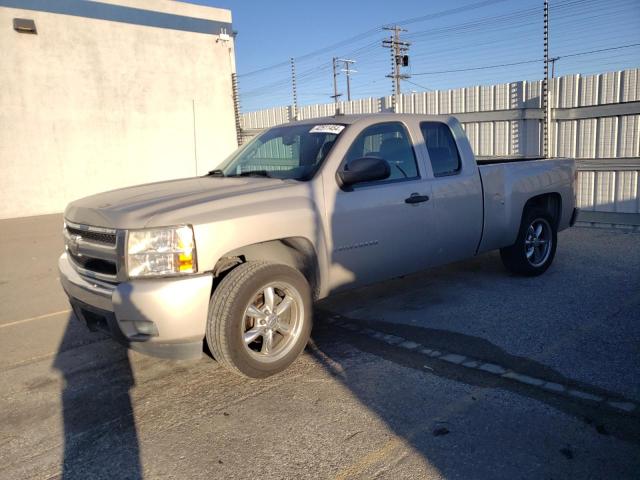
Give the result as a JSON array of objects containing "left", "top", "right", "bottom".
[{"left": 405, "top": 193, "right": 430, "bottom": 204}]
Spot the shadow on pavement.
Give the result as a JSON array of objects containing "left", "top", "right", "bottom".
[
  {"left": 53, "top": 313, "right": 142, "bottom": 480},
  {"left": 308, "top": 309, "right": 640, "bottom": 478}
]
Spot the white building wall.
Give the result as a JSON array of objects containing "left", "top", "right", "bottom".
[{"left": 0, "top": 0, "right": 238, "bottom": 219}]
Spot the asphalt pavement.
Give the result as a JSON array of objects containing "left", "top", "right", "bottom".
[{"left": 0, "top": 214, "right": 638, "bottom": 479}]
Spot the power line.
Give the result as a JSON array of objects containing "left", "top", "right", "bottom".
[
  {"left": 412, "top": 59, "right": 540, "bottom": 75},
  {"left": 561, "top": 42, "right": 640, "bottom": 59},
  {"left": 391, "top": 0, "right": 511, "bottom": 26},
  {"left": 236, "top": 0, "right": 541, "bottom": 78},
  {"left": 239, "top": 0, "right": 639, "bottom": 111},
  {"left": 411, "top": 42, "right": 640, "bottom": 76},
  {"left": 405, "top": 79, "right": 433, "bottom": 91}
]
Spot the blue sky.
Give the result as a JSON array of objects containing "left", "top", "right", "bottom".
[{"left": 185, "top": 0, "right": 640, "bottom": 112}]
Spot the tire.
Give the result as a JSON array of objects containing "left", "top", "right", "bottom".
[
  {"left": 500, "top": 208, "right": 558, "bottom": 276},
  {"left": 206, "top": 261, "right": 312, "bottom": 378}
]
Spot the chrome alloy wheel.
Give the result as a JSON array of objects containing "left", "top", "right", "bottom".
[
  {"left": 241, "top": 282, "right": 305, "bottom": 362},
  {"left": 524, "top": 218, "right": 553, "bottom": 267}
]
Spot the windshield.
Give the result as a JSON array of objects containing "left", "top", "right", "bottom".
[{"left": 217, "top": 123, "right": 345, "bottom": 180}]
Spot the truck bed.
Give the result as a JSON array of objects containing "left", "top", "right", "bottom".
[{"left": 476, "top": 157, "right": 576, "bottom": 254}]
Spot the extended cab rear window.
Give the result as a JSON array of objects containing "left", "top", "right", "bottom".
[{"left": 420, "top": 122, "right": 462, "bottom": 177}]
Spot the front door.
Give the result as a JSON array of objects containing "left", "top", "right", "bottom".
[{"left": 326, "top": 121, "right": 435, "bottom": 292}]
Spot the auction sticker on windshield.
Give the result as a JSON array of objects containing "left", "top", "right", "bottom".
[{"left": 309, "top": 124, "right": 345, "bottom": 134}]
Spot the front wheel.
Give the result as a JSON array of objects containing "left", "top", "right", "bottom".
[
  {"left": 500, "top": 209, "right": 557, "bottom": 276},
  {"left": 206, "top": 261, "right": 312, "bottom": 378}
]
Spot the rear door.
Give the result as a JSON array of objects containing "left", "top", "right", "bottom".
[
  {"left": 327, "top": 121, "right": 436, "bottom": 290},
  {"left": 419, "top": 121, "right": 484, "bottom": 264}
]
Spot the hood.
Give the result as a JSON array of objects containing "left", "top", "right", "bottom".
[{"left": 64, "top": 176, "right": 292, "bottom": 229}]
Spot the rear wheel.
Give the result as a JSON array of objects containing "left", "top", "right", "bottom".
[
  {"left": 206, "top": 261, "right": 312, "bottom": 378},
  {"left": 500, "top": 209, "right": 557, "bottom": 276}
]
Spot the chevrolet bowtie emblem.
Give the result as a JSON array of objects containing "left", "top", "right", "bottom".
[{"left": 67, "top": 234, "right": 82, "bottom": 257}]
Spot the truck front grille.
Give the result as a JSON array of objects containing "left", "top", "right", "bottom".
[
  {"left": 66, "top": 226, "right": 116, "bottom": 246},
  {"left": 64, "top": 220, "right": 122, "bottom": 283}
]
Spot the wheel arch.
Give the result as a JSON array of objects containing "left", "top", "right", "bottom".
[
  {"left": 211, "top": 237, "right": 322, "bottom": 300},
  {"left": 522, "top": 192, "right": 562, "bottom": 228}
]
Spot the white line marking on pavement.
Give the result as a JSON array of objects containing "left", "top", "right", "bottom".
[{"left": 0, "top": 309, "right": 71, "bottom": 329}]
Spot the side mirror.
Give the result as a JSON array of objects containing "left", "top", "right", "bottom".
[{"left": 337, "top": 157, "right": 390, "bottom": 188}]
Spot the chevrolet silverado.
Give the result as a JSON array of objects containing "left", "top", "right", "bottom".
[{"left": 59, "top": 114, "right": 577, "bottom": 377}]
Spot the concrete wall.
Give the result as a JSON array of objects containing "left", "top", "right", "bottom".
[{"left": 0, "top": 0, "right": 238, "bottom": 219}]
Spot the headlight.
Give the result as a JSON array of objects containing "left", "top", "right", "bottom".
[{"left": 126, "top": 226, "right": 197, "bottom": 277}]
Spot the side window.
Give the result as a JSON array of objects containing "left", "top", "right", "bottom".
[
  {"left": 344, "top": 122, "right": 419, "bottom": 182},
  {"left": 420, "top": 122, "right": 461, "bottom": 177}
]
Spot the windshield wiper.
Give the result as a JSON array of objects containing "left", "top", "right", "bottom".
[
  {"left": 229, "top": 170, "right": 273, "bottom": 178},
  {"left": 207, "top": 169, "right": 225, "bottom": 177}
]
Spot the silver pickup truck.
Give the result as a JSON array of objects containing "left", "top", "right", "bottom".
[{"left": 59, "top": 114, "right": 577, "bottom": 377}]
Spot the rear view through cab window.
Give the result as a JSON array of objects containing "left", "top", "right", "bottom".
[
  {"left": 344, "top": 122, "right": 419, "bottom": 182},
  {"left": 420, "top": 122, "right": 462, "bottom": 177}
]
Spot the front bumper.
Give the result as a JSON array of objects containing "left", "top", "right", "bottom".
[{"left": 58, "top": 252, "right": 212, "bottom": 360}]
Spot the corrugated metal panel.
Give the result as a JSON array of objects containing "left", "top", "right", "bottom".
[
  {"left": 559, "top": 74, "right": 580, "bottom": 108},
  {"left": 577, "top": 171, "right": 595, "bottom": 210},
  {"left": 555, "top": 120, "right": 577, "bottom": 158},
  {"left": 480, "top": 85, "right": 493, "bottom": 111},
  {"left": 414, "top": 92, "right": 426, "bottom": 114},
  {"left": 580, "top": 74, "right": 598, "bottom": 106},
  {"left": 618, "top": 115, "right": 640, "bottom": 157},
  {"left": 577, "top": 118, "right": 597, "bottom": 158},
  {"left": 494, "top": 83, "right": 510, "bottom": 110},
  {"left": 510, "top": 120, "right": 524, "bottom": 156},
  {"left": 452, "top": 88, "right": 465, "bottom": 114},
  {"left": 494, "top": 121, "right": 509, "bottom": 156},
  {"left": 439, "top": 89, "right": 451, "bottom": 114},
  {"left": 462, "top": 123, "right": 480, "bottom": 153},
  {"left": 615, "top": 171, "right": 639, "bottom": 213},
  {"left": 599, "top": 71, "right": 621, "bottom": 105},
  {"left": 597, "top": 117, "right": 618, "bottom": 158},
  {"left": 479, "top": 122, "right": 494, "bottom": 156},
  {"left": 465, "top": 86, "right": 479, "bottom": 112},
  {"left": 509, "top": 81, "right": 525, "bottom": 109},
  {"left": 426, "top": 91, "right": 439, "bottom": 114},
  {"left": 621, "top": 69, "right": 639, "bottom": 102},
  {"left": 524, "top": 121, "right": 541, "bottom": 157},
  {"left": 524, "top": 80, "right": 542, "bottom": 108},
  {"left": 594, "top": 171, "right": 616, "bottom": 212}
]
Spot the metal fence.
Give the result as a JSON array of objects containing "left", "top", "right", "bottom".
[{"left": 240, "top": 68, "right": 640, "bottom": 219}]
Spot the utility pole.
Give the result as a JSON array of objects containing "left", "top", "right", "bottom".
[
  {"left": 382, "top": 26, "right": 410, "bottom": 111},
  {"left": 290, "top": 57, "right": 298, "bottom": 120},
  {"left": 331, "top": 57, "right": 342, "bottom": 104},
  {"left": 549, "top": 56, "right": 559, "bottom": 78},
  {"left": 542, "top": 0, "right": 550, "bottom": 158},
  {"left": 338, "top": 58, "right": 356, "bottom": 101}
]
